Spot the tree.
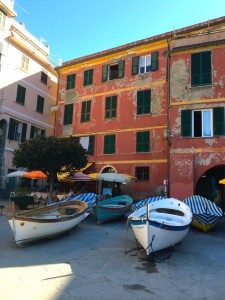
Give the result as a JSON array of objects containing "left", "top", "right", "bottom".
[{"left": 13, "top": 136, "right": 88, "bottom": 202}]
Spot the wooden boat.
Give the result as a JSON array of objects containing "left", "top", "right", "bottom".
[
  {"left": 8, "top": 200, "right": 88, "bottom": 246},
  {"left": 184, "top": 195, "right": 223, "bottom": 232},
  {"left": 128, "top": 198, "right": 193, "bottom": 256},
  {"left": 94, "top": 195, "right": 133, "bottom": 223}
]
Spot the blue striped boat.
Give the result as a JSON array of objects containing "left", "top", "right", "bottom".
[
  {"left": 183, "top": 195, "right": 223, "bottom": 232},
  {"left": 54, "top": 193, "right": 97, "bottom": 212},
  {"left": 132, "top": 196, "right": 166, "bottom": 211}
]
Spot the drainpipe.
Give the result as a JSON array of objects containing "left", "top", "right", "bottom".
[{"left": 166, "top": 38, "right": 171, "bottom": 197}]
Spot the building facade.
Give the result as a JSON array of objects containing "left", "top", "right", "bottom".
[
  {"left": 55, "top": 16, "right": 225, "bottom": 204},
  {"left": 0, "top": 0, "right": 58, "bottom": 195}
]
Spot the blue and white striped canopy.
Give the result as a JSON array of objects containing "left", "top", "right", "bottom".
[
  {"left": 53, "top": 193, "right": 97, "bottom": 212},
  {"left": 132, "top": 196, "right": 166, "bottom": 211}
]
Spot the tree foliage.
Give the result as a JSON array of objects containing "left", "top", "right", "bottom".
[{"left": 13, "top": 136, "right": 88, "bottom": 201}]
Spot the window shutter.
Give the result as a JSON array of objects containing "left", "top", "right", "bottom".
[
  {"left": 104, "top": 135, "right": 115, "bottom": 154},
  {"left": 88, "top": 135, "right": 95, "bottom": 155},
  {"left": 136, "top": 131, "right": 150, "bottom": 152},
  {"left": 132, "top": 56, "right": 139, "bottom": 75},
  {"left": 102, "top": 65, "right": 108, "bottom": 82},
  {"left": 118, "top": 60, "right": 125, "bottom": 78},
  {"left": 151, "top": 51, "right": 158, "bottom": 71},
  {"left": 21, "top": 123, "right": 27, "bottom": 142},
  {"left": 30, "top": 126, "right": 35, "bottom": 139},
  {"left": 181, "top": 110, "right": 192, "bottom": 137},
  {"left": 41, "top": 129, "right": 45, "bottom": 136},
  {"left": 8, "top": 118, "right": 15, "bottom": 140},
  {"left": 64, "top": 104, "right": 73, "bottom": 125},
  {"left": 213, "top": 107, "right": 225, "bottom": 136}
]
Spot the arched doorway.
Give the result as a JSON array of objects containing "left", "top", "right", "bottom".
[{"left": 195, "top": 165, "right": 225, "bottom": 211}]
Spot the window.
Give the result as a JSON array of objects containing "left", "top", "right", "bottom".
[
  {"left": 132, "top": 52, "right": 158, "bottom": 75},
  {"left": 8, "top": 118, "right": 27, "bottom": 142},
  {"left": 64, "top": 104, "right": 73, "bottom": 125},
  {"left": 181, "top": 107, "right": 225, "bottom": 137},
  {"left": 87, "top": 135, "right": 95, "bottom": 155},
  {"left": 41, "top": 71, "right": 48, "bottom": 84},
  {"left": 135, "top": 167, "right": 149, "bottom": 181},
  {"left": 21, "top": 55, "right": 29, "bottom": 72},
  {"left": 0, "top": 9, "right": 6, "bottom": 29},
  {"left": 16, "top": 85, "right": 26, "bottom": 105},
  {"left": 136, "top": 131, "right": 150, "bottom": 152},
  {"left": 137, "top": 89, "right": 151, "bottom": 115},
  {"left": 191, "top": 51, "right": 212, "bottom": 86},
  {"left": 104, "top": 135, "right": 115, "bottom": 154},
  {"left": 66, "top": 74, "right": 76, "bottom": 90},
  {"left": 105, "top": 96, "right": 117, "bottom": 119},
  {"left": 81, "top": 100, "right": 91, "bottom": 123},
  {"left": 30, "top": 126, "right": 45, "bottom": 139},
  {"left": 102, "top": 60, "right": 125, "bottom": 82},
  {"left": 36, "top": 95, "right": 44, "bottom": 114},
  {"left": 84, "top": 69, "right": 93, "bottom": 86}
]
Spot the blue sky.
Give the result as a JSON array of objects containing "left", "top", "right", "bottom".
[{"left": 14, "top": 0, "right": 225, "bottom": 64}]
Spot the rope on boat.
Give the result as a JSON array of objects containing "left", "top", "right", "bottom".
[{"left": 124, "top": 218, "right": 145, "bottom": 256}]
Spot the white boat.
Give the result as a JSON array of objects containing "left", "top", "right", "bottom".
[
  {"left": 128, "top": 198, "right": 193, "bottom": 256},
  {"left": 8, "top": 200, "right": 88, "bottom": 246}
]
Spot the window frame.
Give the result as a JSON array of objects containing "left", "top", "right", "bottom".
[
  {"left": 7, "top": 118, "right": 27, "bottom": 142},
  {"left": 0, "top": 9, "right": 6, "bottom": 29},
  {"left": 16, "top": 85, "right": 26, "bottom": 105},
  {"left": 36, "top": 95, "right": 44, "bottom": 114},
  {"left": 66, "top": 73, "right": 76, "bottom": 90},
  {"left": 137, "top": 89, "right": 151, "bottom": 115},
  {"left": 102, "top": 60, "right": 125, "bottom": 82},
  {"left": 104, "top": 134, "right": 116, "bottom": 154},
  {"left": 83, "top": 69, "right": 93, "bottom": 86},
  {"left": 132, "top": 51, "right": 158, "bottom": 75},
  {"left": 136, "top": 131, "right": 150, "bottom": 152},
  {"left": 191, "top": 51, "right": 212, "bottom": 87},
  {"left": 105, "top": 96, "right": 117, "bottom": 119},
  {"left": 135, "top": 167, "right": 149, "bottom": 181},
  {"left": 41, "top": 71, "right": 48, "bottom": 85},
  {"left": 30, "top": 126, "right": 45, "bottom": 139},
  {"left": 21, "top": 55, "right": 29, "bottom": 72},
  {"left": 81, "top": 100, "right": 91, "bottom": 123},
  {"left": 64, "top": 103, "right": 73, "bottom": 125}
]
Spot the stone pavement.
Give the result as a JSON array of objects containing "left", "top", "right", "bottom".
[{"left": 0, "top": 198, "right": 225, "bottom": 300}]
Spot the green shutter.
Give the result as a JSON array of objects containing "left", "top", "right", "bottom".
[
  {"left": 191, "top": 51, "right": 211, "bottom": 86},
  {"left": 88, "top": 135, "right": 95, "bottom": 155},
  {"left": 132, "top": 56, "right": 139, "bottom": 75},
  {"left": 30, "top": 125, "right": 35, "bottom": 139},
  {"left": 41, "top": 129, "right": 45, "bottom": 136},
  {"left": 137, "top": 90, "right": 151, "bottom": 114},
  {"left": 8, "top": 118, "right": 15, "bottom": 140},
  {"left": 104, "top": 135, "right": 115, "bottom": 154},
  {"left": 84, "top": 69, "right": 93, "bottom": 86},
  {"left": 181, "top": 110, "right": 192, "bottom": 137},
  {"left": 16, "top": 85, "right": 26, "bottom": 105},
  {"left": 118, "top": 60, "right": 125, "bottom": 78},
  {"left": 151, "top": 51, "right": 158, "bottom": 71},
  {"left": 102, "top": 65, "right": 108, "bottom": 82},
  {"left": 21, "top": 123, "right": 27, "bottom": 142},
  {"left": 213, "top": 107, "right": 225, "bottom": 136},
  {"left": 66, "top": 74, "right": 76, "bottom": 90},
  {"left": 64, "top": 104, "right": 73, "bottom": 125},
  {"left": 136, "top": 131, "right": 150, "bottom": 152}
]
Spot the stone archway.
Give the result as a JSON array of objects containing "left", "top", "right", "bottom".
[{"left": 195, "top": 165, "right": 225, "bottom": 211}]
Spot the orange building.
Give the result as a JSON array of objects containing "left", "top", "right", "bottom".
[{"left": 55, "top": 16, "right": 225, "bottom": 205}]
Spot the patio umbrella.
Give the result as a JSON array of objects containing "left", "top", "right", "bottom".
[
  {"left": 97, "top": 173, "right": 130, "bottom": 183},
  {"left": 88, "top": 173, "right": 137, "bottom": 181},
  {"left": 219, "top": 178, "right": 225, "bottom": 184},
  {"left": 6, "top": 170, "right": 28, "bottom": 178},
  {"left": 23, "top": 170, "right": 47, "bottom": 179},
  {"left": 65, "top": 173, "right": 93, "bottom": 182}
]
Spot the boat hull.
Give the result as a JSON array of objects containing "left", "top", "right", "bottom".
[
  {"left": 95, "top": 195, "right": 133, "bottom": 223},
  {"left": 128, "top": 198, "right": 192, "bottom": 256},
  {"left": 8, "top": 200, "right": 88, "bottom": 245}
]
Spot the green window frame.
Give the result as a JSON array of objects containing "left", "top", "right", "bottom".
[
  {"left": 30, "top": 126, "right": 45, "bottom": 139},
  {"left": 137, "top": 89, "right": 151, "bottom": 114},
  {"left": 181, "top": 107, "right": 225, "bottom": 137},
  {"left": 84, "top": 69, "right": 93, "bottom": 86},
  {"left": 36, "top": 95, "right": 44, "bottom": 114},
  {"left": 66, "top": 74, "right": 76, "bottom": 90},
  {"left": 81, "top": 100, "right": 91, "bottom": 123},
  {"left": 8, "top": 118, "right": 27, "bottom": 142},
  {"left": 102, "top": 60, "right": 125, "bottom": 82},
  {"left": 104, "top": 135, "right": 115, "bottom": 154},
  {"left": 87, "top": 135, "right": 95, "bottom": 155},
  {"left": 191, "top": 51, "right": 212, "bottom": 86},
  {"left": 136, "top": 131, "right": 150, "bottom": 152},
  {"left": 105, "top": 96, "right": 117, "bottom": 119},
  {"left": 64, "top": 104, "right": 73, "bottom": 125},
  {"left": 16, "top": 85, "right": 26, "bottom": 105},
  {"left": 132, "top": 51, "right": 158, "bottom": 75},
  {"left": 135, "top": 167, "right": 149, "bottom": 181}
]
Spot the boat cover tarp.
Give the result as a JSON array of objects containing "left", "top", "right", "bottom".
[
  {"left": 132, "top": 196, "right": 166, "bottom": 211},
  {"left": 53, "top": 193, "right": 97, "bottom": 212},
  {"left": 183, "top": 195, "right": 223, "bottom": 225}
]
